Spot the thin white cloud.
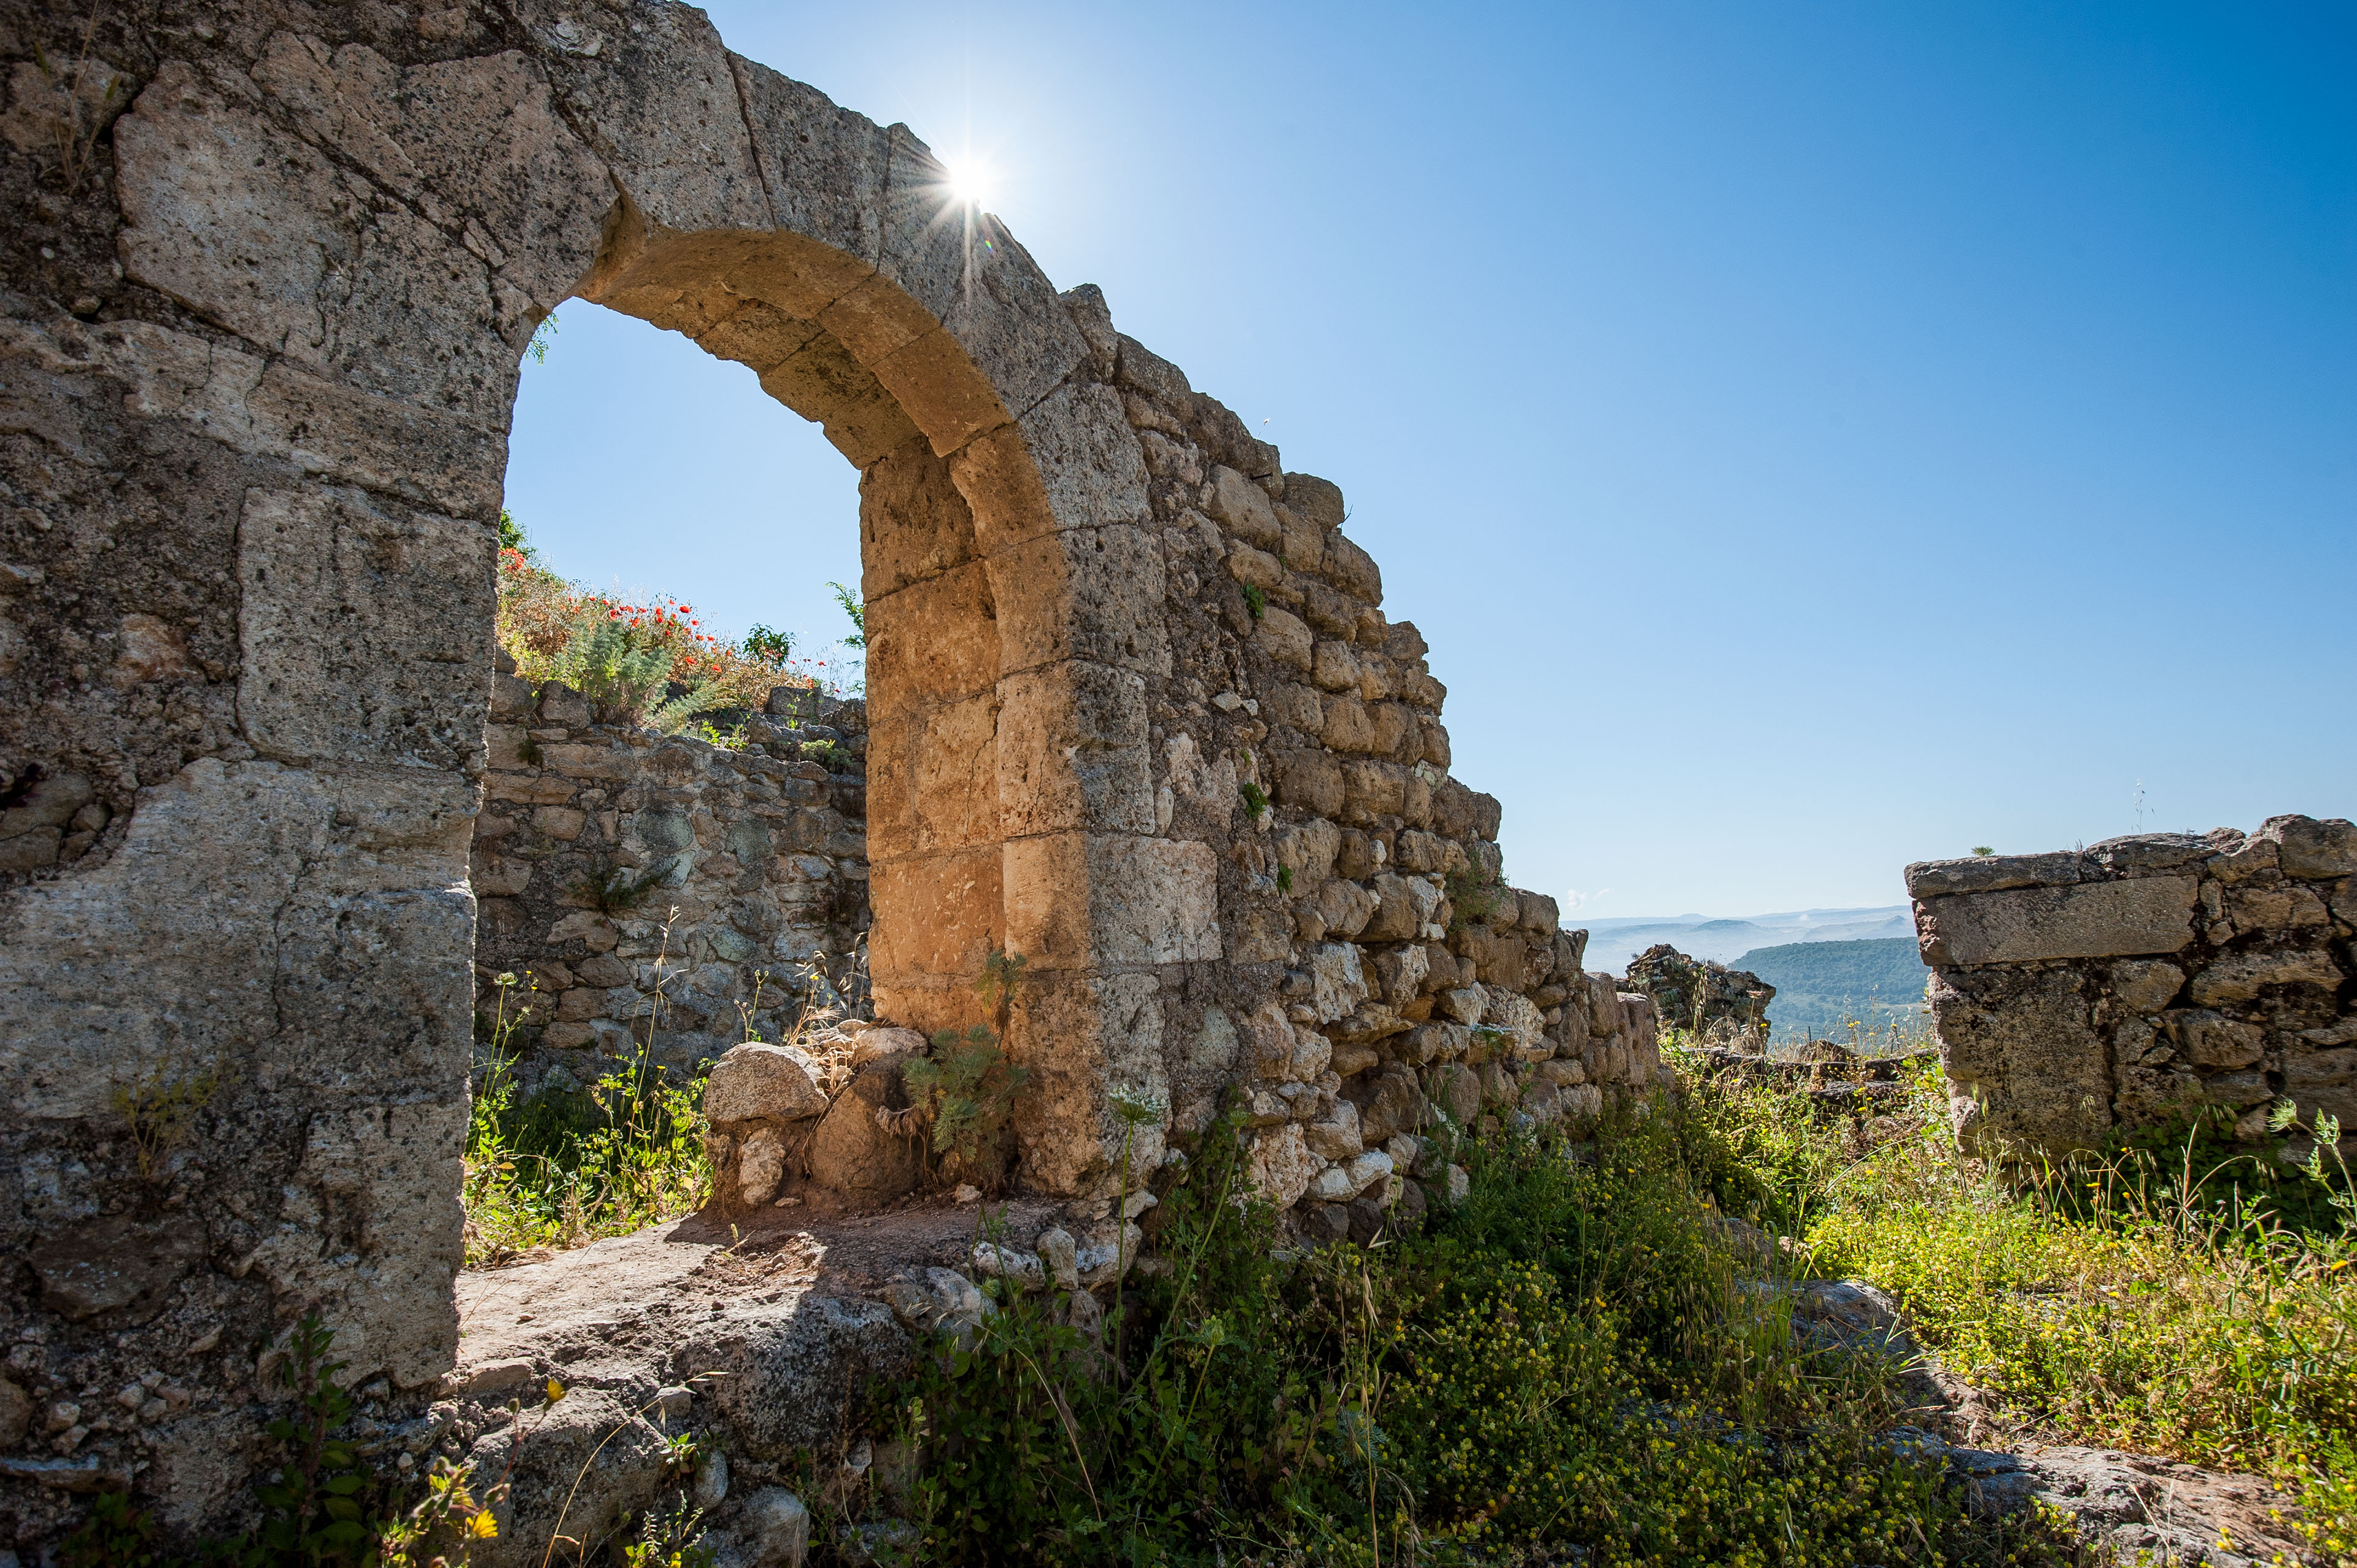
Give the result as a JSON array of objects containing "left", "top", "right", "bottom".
[{"left": 1563, "top": 888, "right": 1611, "bottom": 911}]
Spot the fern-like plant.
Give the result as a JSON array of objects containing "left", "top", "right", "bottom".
[
  {"left": 905, "top": 1027, "right": 1031, "bottom": 1187},
  {"left": 537, "top": 609, "right": 722, "bottom": 733}
]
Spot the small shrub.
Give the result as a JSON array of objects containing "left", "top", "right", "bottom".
[
  {"left": 1242, "top": 583, "right": 1266, "bottom": 620},
  {"left": 904, "top": 1029, "right": 1030, "bottom": 1188},
  {"left": 572, "top": 863, "right": 660, "bottom": 916},
  {"left": 1239, "top": 780, "right": 1269, "bottom": 819},
  {"left": 1442, "top": 864, "right": 1510, "bottom": 930},
  {"left": 827, "top": 581, "right": 866, "bottom": 647},
  {"left": 743, "top": 623, "right": 793, "bottom": 664},
  {"left": 59, "top": 1491, "right": 157, "bottom": 1568},
  {"left": 108, "top": 1051, "right": 223, "bottom": 1181},
  {"left": 495, "top": 545, "right": 815, "bottom": 727}
]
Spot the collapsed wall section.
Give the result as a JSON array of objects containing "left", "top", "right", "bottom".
[{"left": 1907, "top": 816, "right": 2357, "bottom": 1161}]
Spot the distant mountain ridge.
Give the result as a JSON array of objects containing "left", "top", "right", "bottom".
[
  {"left": 1579, "top": 905, "right": 1912, "bottom": 974},
  {"left": 1734, "top": 938, "right": 1930, "bottom": 1043}
]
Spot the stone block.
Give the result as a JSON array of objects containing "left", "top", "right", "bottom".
[
  {"left": 1271, "top": 749, "right": 1346, "bottom": 818},
  {"left": 2162, "top": 1011, "right": 2265, "bottom": 1070},
  {"left": 1255, "top": 604, "right": 1314, "bottom": 671},
  {"left": 1318, "top": 693, "right": 1376, "bottom": 753},
  {"left": 704, "top": 1043, "right": 828, "bottom": 1126},
  {"left": 1930, "top": 968, "right": 2110, "bottom": 1157},
  {"left": 1306, "top": 943, "right": 1371, "bottom": 1024},
  {"left": 1919, "top": 876, "right": 2197, "bottom": 967},
  {"left": 236, "top": 488, "right": 492, "bottom": 771},
  {"left": 808, "top": 1060, "right": 923, "bottom": 1205},
  {"left": 857, "top": 434, "right": 980, "bottom": 600},
  {"left": 1207, "top": 465, "right": 1283, "bottom": 550},
  {"left": 2266, "top": 815, "right": 2357, "bottom": 881},
  {"left": 988, "top": 523, "right": 1171, "bottom": 678},
  {"left": 1341, "top": 760, "right": 1408, "bottom": 826},
  {"left": 1322, "top": 531, "right": 1382, "bottom": 604},
  {"left": 864, "top": 560, "right": 1000, "bottom": 708},
  {"left": 1002, "top": 833, "right": 1220, "bottom": 968},
  {"left": 1277, "top": 504, "right": 1325, "bottom": 576},
  {"left": 1312, "top": 640, "right": 1361, "bottom": 693},
  {"left": 868, "top": 846, "right": 1003, "bottom": 986},
  {"left": 2186, "top": 946, "right": 2343, "bottom": 1005},
  {"left": 754, "top": 328, "right": 925, "bottom": 468},
  {"left": 1905, "top": 851, "right": 2084, "bottom": 900},
  {"left": 1248, "top": 1124, "right": 1320, "bottom": 1209},
  {"left": 951, "top": 380, "right": 1148, "bottom": 554},
  {"left": 1225, "top": 544, "right": 1283, "bottom": 590},
  {"left": 2087, "top": 833, "right": 2212, "bottom": 873},
  {"left": 864, "top": 695, "right": 999, "bottom": 861},
  {"left": 2107, "top": 960, "right": 2186, "bottom": 1013},
  {"left": 994, "top": 660, "right": 1153, "bottom": 838}
]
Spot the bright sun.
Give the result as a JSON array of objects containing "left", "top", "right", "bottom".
[{"left": 941, "top": 156, "right": 994, "bottom": 208}]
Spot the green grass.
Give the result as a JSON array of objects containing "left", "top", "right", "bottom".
[
  {"left": 1676, "top": 1040, "right": 2356, "bottom": 1566},
  {"left": 842, "top": 1042, "right": 2357, "bottom": 1567},
  {"left": 842, "top": 1102, "right": 2084, "bottom": 1566}
]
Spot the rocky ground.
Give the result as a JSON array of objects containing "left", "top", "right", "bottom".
[
  {"left": 428, "top": 1196, "right": 1064, "bottom": 1567},
  {"left": 406, "top": 1192, "right": 2310, "bottom": 1568}
]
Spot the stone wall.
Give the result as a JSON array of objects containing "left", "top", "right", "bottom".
[
  {"left": 471, "top": 658, "right": 872, "bottom": 1096},
  {"left": 0, "top": 0, "right": 1666, "bottom": 1543},
  {"left": 1908, "top": 816, "right": 2357, "bottom": 1161},
  {"left": 1077, "top": 329, "right": 1670, "bottom": 1242}
]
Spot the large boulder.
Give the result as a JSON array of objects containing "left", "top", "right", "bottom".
[
  {"left": 807, "top": 1057, "right": 923, "bottom": 1206},
  {"left": 703, "top": 1043, "right": 827, "bottom": 1127}
]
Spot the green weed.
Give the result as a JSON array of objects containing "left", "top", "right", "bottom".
[{"left": 463, "top": 925, "right": 712, "bottom": 1265}]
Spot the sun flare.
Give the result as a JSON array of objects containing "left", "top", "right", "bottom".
[{"left": 941, "top": 155, "right": 994, "bottom": 208}]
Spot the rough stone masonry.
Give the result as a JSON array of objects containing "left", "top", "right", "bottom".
[
  {"left": 1908, "top": 816, "right": 2357, "bottom": 1161},
  {"left": 0, "top": 0, "right": 1667, "bottom": 1544}
]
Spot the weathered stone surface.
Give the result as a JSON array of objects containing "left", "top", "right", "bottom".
[
  {"left": 705, "top": 1043, "right": 829, "bottom": 1126},
  {"left": 1933, "top": 968, "right": 2109, "bottom": 1157},
  {"left": 1621, "top": 945, "right": 1777, "bottom": 1045},
  {"left": 1919, "top": 876, "right": 2197, "bottom": 967},
  {"left": 2265, "top": 813, "right": 2357, "bottom": 879},
  {"left": 32, "top": 1218, "right": 208, "bottom": 1324},
  {"left": 1905, "top": 851, "right": 2083, "bottom": 899},
  {"left": 1248, "top": 1124, "right": 1320, "bottom": 1209},
  {"left": 2186, "top": 946, "right": 2343, "bottom": 1005},
  {"left": 807, "top": 1063, "right": 924, "bottom": 1205},
  {"left": 1918, "top": 817, "right": 2355, "bottom": 1162},
  {"left": 1, "top": 5, "right": 1671, "bottom": 1544}
]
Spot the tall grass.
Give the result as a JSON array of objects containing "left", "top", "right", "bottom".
[
  {"left": 463, "top": 917, "right": 713, "bottom": 1265},
  {"left": 1668, "top": 1037, "right": 2357, "bottom": 1566}
]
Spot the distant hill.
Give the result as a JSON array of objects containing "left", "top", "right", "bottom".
[
  {"left": 1581, "top": 906, "right": 1911, "bottom": 973},
  {"left": 1734, "top": 938, "right": 1930, "bottom": 1043}
]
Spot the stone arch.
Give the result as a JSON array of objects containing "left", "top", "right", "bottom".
[
  {"left": 2, "top": 6, "right": 1656, "bottom": 1543},
  {"left": 0, "top": 1, "right": 1200, "bottom": 1415}
]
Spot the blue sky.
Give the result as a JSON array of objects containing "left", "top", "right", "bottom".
[{"left": 502, "top": 0, "right": 2355, "bottom": 922}]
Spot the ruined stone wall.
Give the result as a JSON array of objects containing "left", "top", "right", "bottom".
[
  {"left": 470, "top": 660, "right": 872, "bottom": 1096},
  {"left": 0, "top": 0, "right": 1668, "bottom": 1543},
  {"left": 1908, "top": 816, "right": 2357, "bottom": 1161},
  {"left": 1070, "top": 318, "right": 1669, "bottom": 1240}
]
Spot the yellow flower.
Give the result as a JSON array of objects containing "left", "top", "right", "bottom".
[
  {"left": 546, "top": 1378, "right": 567, "bottom": 1404},
  {"left": 468, "top": 1511, "right": 500, "bottom": 1539}
]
